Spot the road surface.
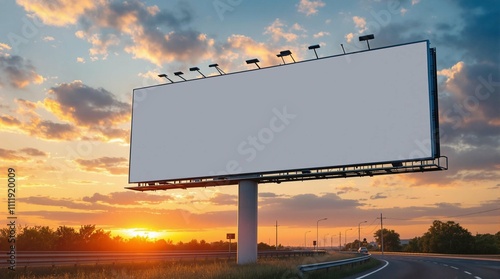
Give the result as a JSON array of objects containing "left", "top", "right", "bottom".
[{"left": 347, "top": 254, "right": 499, "bottom": 279}]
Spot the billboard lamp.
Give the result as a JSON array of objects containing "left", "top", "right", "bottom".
[
  {"left": 276, "top": 53, "right": 286, "bottom": 64},
  {"left": 308, "top": 44, "right": 320, "bottom": 59},
  {"left": 174, "top": 71, "right": 187, "bottom": 81},
  {"left": 341, "top": 44, "right": 346, "bottom": 54},
  {"left": 359, "top": 34, "right": 375, "bottom": 50},
  {"left": 279, "top": 50, "right": 295, "bottom": 63},
  {"left": 157, "top": 74, "right": 174, "bottom": 83},
  {"left": 189, "top": 66, "right": 206, "bottom": 78},
  {"left": 246, "top": 58, "right": 261, "bottom": 69},
  {"left": 209, "top": 63, "right": 225, "bottom": 75}
]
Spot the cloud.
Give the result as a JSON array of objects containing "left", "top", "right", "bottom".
[
  {"left": 28, "top": 118, "right": 80, "bottom": 140},
  {"left": 17, "top": 191, "right": 500, "bottom": 235},
  {"left": 352, "top": 16, "right": 367, "bottom": 33},
  {"left": 259, "top": 192, "right": 280, "bottom": 198},
  {"left": 75, "top": 32, "right": 120, "bottom": 60},
  {"left": 0, "top": 115, "right": 22, "bottom": 127},
  {"left": 336, "top": 186, "right": 360, "bottom": 195},
  {"left": 218, "top": 34, "right": 281, "bottom": 70},
  {"left": 0, "top": 112, "right": 81, "bottom": 141},
  {"left": 208, "top": 193, "right": 237, "bottom": 206},
  {"left": 19, "top": 195, "right": 111, "bottom": 211},
  {"left": 74, "top": 156, "right": 128, "bottom": 175},
  {"left": 1, "top": 82, "right": 130, "bottom": 142},
  {"left": 345, "top": 32, "right": 355, "bottom": 43},
  {"left": 264, "top": 19, "right": 300, "bottom": 43},
  {"left": 83, "top": 192, "right": 172, "bottom": 205},
  {"left": 0, "top": 43, "right": 12, "bottom": 51},
  {"left": 20, "top": 147, "right": 47, "bottom": 156},
  {"left": 75, "top": 0, "right": 213, "bottom": 65},
  {"left": 297, "top": 0, "right": 325, "bottom": 16},
  {"left": 0, "top": 54, "right": 44, "bottom": 88},
  {"left": 370, "top": 193, "right": 388, "bottom": 200},
  {"left": 43, "top": 80, "right": 129, "bottom": 127},
  {"left": 0, "top": 148, "right": 28, "bottom": 162},
  {"left": 18, "top": 0, "right": 214, "bottom": 66},
  {"left": 313, "top": 31, "right": 330, "bottom": 38},
  {"left": 76, "top": 57, "right": 85, "bottom": 63},
  {"left": 16, "top": 0, "right": 99, "bottom": 26},
  {"left": 42, "top": 36, "right": 54, "bottom": 41}
]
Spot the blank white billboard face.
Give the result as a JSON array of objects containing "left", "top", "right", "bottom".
[{"left": 129, "top": 41, "right": 435, "bottom": 183}]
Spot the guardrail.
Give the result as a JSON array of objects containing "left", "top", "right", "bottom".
[
  {"left": 298, "top": 254, "right": 371, "bottom": 278},
  {"left": 1, "top": 250, "right": 325, "bottom": 268}
]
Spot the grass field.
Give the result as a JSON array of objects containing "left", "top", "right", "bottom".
[{"left": 4, "top": 253, "right": 381, "bottom": 279}]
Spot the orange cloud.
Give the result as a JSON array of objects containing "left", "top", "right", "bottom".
[
  {"left": 264, "top": 19, "right": 300, "bottom": 43},
  {"left": 0, "top": 54, "right": 43, "bottom": 88},
  {"left": 297, "top": 0, "right": 325, "bottom": 16},
  {"left": 0, "top": 147, "right": 47, "bottom": 162},
  {"left": 222, "top": 35, "right": 282, "bottom": 70},
  {"left": 0, "top": 148, "right": 28, "bottom": 162},
  {"left": 74, "top": 156, "right": 128, "bottom": 175},
  {"left": 43, "top": 80, "right": 130, "bottom": 127},
  {"left": 16, "top": 0, "right": 99, "bottom": 26}
]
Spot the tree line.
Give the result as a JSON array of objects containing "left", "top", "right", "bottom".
[
  {"left": 0, "top": 224, "right": 276, "bottom": 251},
  {"left": 2, "top": 221, "right": 498, "bottom": 253},
  {"left": 350, "top": 220, "right": 500, "bottom": 254}
]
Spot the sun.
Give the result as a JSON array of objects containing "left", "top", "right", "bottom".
[{"left": 122, "top": 228, "right": 164, "bottom": 239}]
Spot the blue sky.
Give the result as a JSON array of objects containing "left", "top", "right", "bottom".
[{"left": 0, "top": 0, "right": 499, "bottom": 244}]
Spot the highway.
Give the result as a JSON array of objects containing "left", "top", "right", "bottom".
[
  {"left": 346, "top": 254, "right": 500, "bottom": 279},
  {"left": 0, "top": 250, "right": 323, "bottom": 268}
]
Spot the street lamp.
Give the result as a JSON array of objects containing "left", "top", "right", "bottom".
[
  {"left": 279, "top": 50, "right": 295, "bottom": 63},
  {"left": 157, "top": 74, "right": 174, "bottom": 83},
  {"left": 173, "top": 71, "right": 186, "bottom": 81},
  {"left": 323, "top": 233, "right": 329, "bottom": 249},
  {"left": 304, "top": 230, "right": 311, "bottom": 249},
  {"left": 359, "top": 34, "right": 375, "bottom": 50},
  {"left": 308, "top": 44, "right": 320, "bottom": 59},
  {"left": 245, "top": 58, "right": 261, "bottom": 69},
  {"left": 189, "top": 66, "right": 206, "bottom": 78},
  {"left": 316, "top": 218, "right": 327, "bottom": 251},
  {"left": 344, "top": 228, "right": 352, "bottom": 250},
  {"left": 358, "top": 221, "right": 367, "bottom": 249},
  {"left": 208, "top": 63, "right": 225, "bottom": 75}
]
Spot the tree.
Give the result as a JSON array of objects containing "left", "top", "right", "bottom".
[
  {"left": 404, "top": 236, "right": 423, "bottom": 252},
  {"left": 420, "top": 220, "right": 473, "bottom": 254},
  {"left": 374, "top": 228, "right": 401, "bottom": 251},
  {"left": 17, "top": 226, "right": 56, "bottom": 250},
  {"left": 473, "top": 233, "right": 500, "bottom": 254},
  {"left": 55, "top": 226, "right": 80, "bottom": 250}
]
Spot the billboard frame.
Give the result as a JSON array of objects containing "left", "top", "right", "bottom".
[{"left": 127, "top": 40, "right": 446, "bottom": 191}]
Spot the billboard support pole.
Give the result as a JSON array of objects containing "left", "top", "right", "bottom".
[{"left": 237, "top": 180, "right": 258, "bottom": 264}]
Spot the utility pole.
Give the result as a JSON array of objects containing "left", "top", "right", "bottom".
[
  {"left": 339, "top": 232, "right": 341, "bottom": 251},
  {"left": 275, "top": 220, "right": 279, "bottom": 250},
  {"left": 377, "top": 213, "right": 386, "bottom": 255}
]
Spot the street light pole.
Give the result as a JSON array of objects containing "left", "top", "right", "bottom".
[
  {"left": 304, "top": 230, "right": 311, "bottom": 249},
  {"left": 344, "top": 228, "right": 352, "bottom": 250},
  {"left": 316, "top": 218, "right": 327, "bottom": 251},
  {"left": 324, "top": 233, "right": 329, "bottom": 249},
  {"left": 358, "top": 220, "right": 367, "bottom": 249}
]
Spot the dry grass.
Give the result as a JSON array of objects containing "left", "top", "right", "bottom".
[{"left": 4, "top": 253, "right": 379, "bottom": 279}]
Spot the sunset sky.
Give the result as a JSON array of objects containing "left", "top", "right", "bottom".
[{"left": 1, "top": 0, "right": 499, "bottom": 247}]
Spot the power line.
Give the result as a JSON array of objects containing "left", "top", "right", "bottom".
[{"left": 446, "top": 207, "right": 500, "bottom": 218}]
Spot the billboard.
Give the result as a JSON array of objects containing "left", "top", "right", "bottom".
[{"left": 129, "top": 40, "right": 438, "bottom": 183}]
